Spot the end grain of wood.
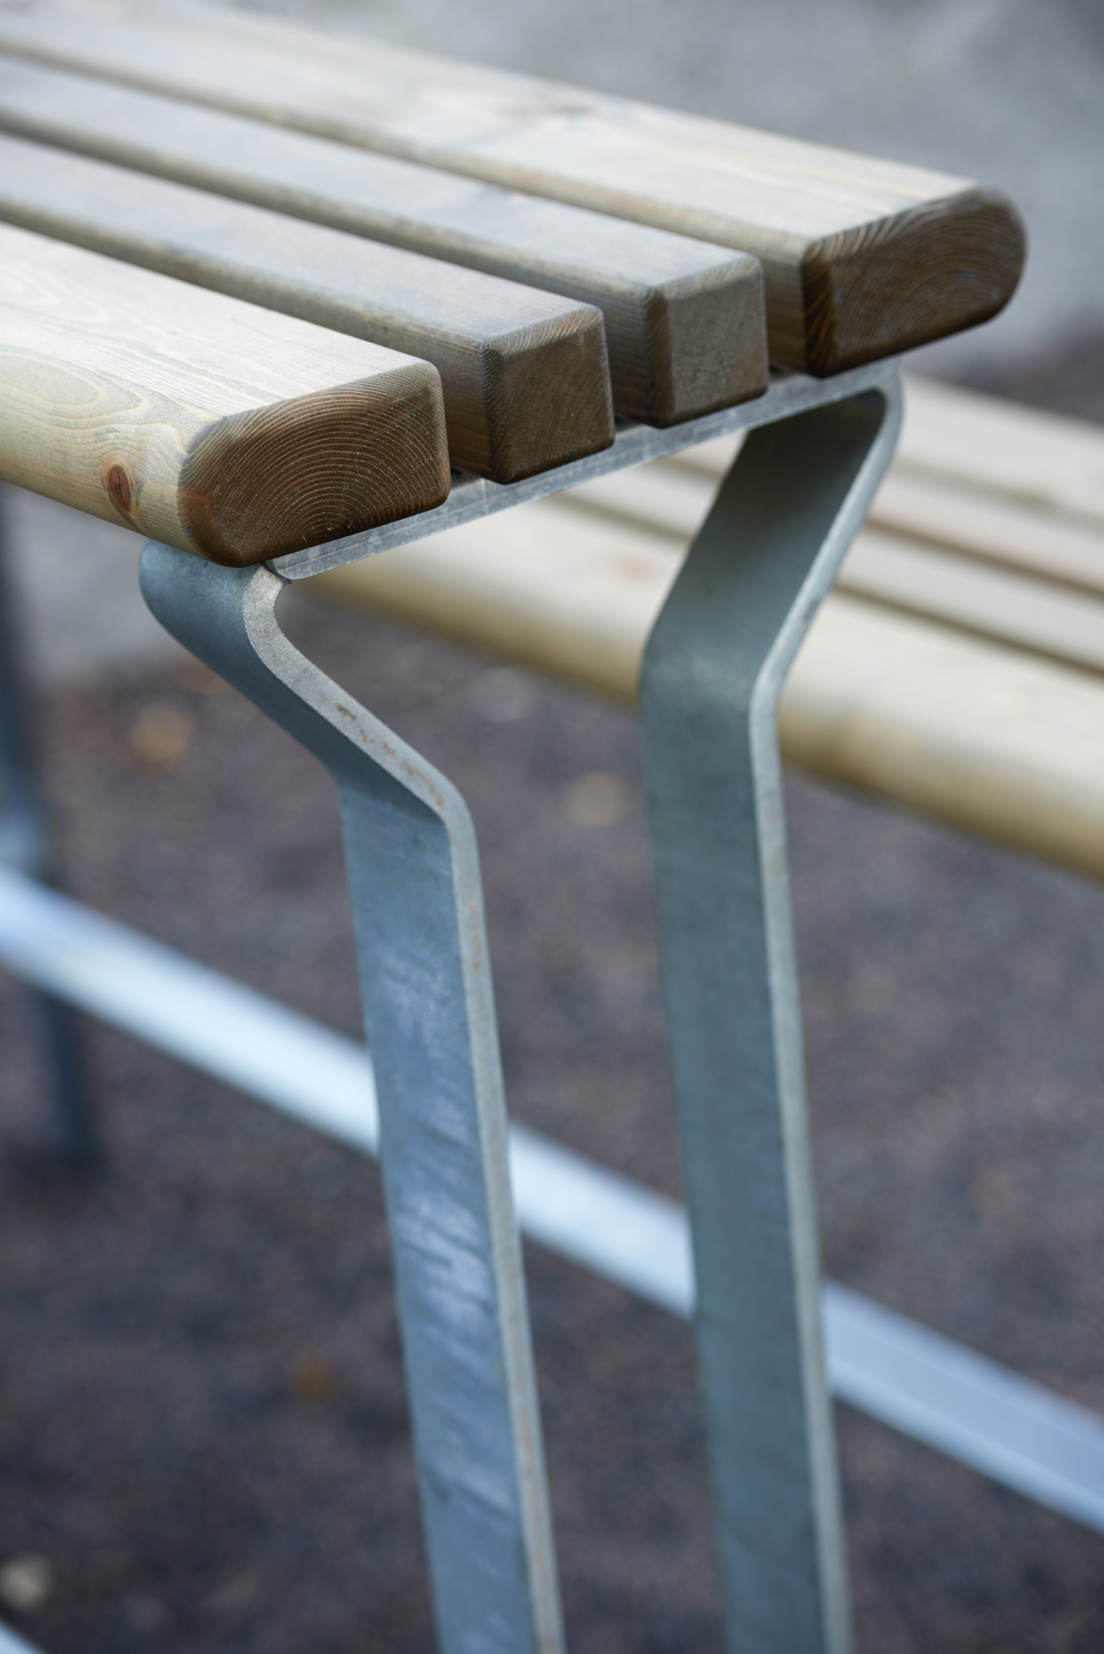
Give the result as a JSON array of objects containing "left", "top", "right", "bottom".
[{"left": 0, "top": 226, "right": 450, "bottom": 566}]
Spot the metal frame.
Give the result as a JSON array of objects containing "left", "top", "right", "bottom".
[
  {"left": 138, "top": 544, "right": 564, "bottom": 1654},
  {"left": 638, "top": 388, "right": 900, "bottom": 1652},
  {"left": 271, "top": 360, "right": 898, "bottom": 582},
  {"left": 141, "top": 369, "right": 898, "bottom": 1654},
  {"left": 17, "top": 360, "right": 1098, "bottom": 1652}
]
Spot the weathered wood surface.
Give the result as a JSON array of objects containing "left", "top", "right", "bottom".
[
  {"left": 0, "top": 59, "right": 767, "bottom": 427},
  {"left": 306, "top": 377, "right": 1104, "bottom": 881},
  {"left": 0, "top": 0, "right": 1026, "bottom": 373},
  {"left": 0, "top": 225, "right": 450, "bottom": 566},
  {"left": 0, "top": 134, "right": 614, "bottom": 485}
]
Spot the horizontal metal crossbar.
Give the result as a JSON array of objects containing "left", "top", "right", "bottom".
[
  {"left": 271, "top": 363, "right": 899, "bottom": 579},
  {"left": 2, "top": 865, "right": 1103, "bottom": 1534},
  {"left": 0, "top": 1620, "right": 40, "bottom": 1653},
  {"left": 0, "top": 1627, "right": 39, "bottom": 1654}
]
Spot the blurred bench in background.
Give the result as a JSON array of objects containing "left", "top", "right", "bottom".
[{"left": 313, "top": 374, "right": 1104, "bottom": 884}]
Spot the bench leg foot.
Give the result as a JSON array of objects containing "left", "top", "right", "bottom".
[
  {"left": 0, "top": 490, "right": 96, "bottom": 1166},
  {"left": 139, "top": 543, "right": 563, "bottom": 1654},
  {"left": 639, "top": 385, "right": 902, "bottom": 1654}
]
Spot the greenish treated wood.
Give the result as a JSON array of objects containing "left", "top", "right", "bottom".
[
  {"left": 0, "top": 1, "right": 1025, "bottom": 373},
  {"left": 0, "top": 223, "right": 450, "bottom": 566},
  {"left": 0, "top": 58, "right": 767, "bottom": 428},
  {"left": 0, "top": 133, "right": 615, "bottom": 485}
]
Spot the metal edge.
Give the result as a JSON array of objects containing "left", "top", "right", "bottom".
[{"left": 271, "top": 363, "right": 900, "bottom": 580}]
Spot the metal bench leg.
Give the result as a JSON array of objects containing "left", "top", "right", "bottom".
[
  {"left": 139, "top": 542, "right": 563, "bottom": 1654},
  {"left": 639, "top": 385, "right": 902, "bottom": 1654},
  {"left": 0, "top": 488, "right": 95, "bottom": 1164}
]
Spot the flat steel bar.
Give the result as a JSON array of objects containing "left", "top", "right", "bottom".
[
  {"left": 272, "top": 362, "right": 898, "bottom": 579},
  {"left": 137, "top": 546, "right": 563, "bottom": 1654},
  {"left": 638, "top": 385, "right": 902, "bottom": 1654},
  {"left": 4, "top": 863, "right": 1104, "bottom": 1536}
]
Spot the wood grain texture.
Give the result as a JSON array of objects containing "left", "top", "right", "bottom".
[
  {"left": 307, "top": 429, "right": 1104, "bottom": 700},
  {"left": 311, "top": 510, "right": 1104, "bottom": 881},
  {"left": 0, "top": 59, "right": 766, "bottom": 427},
  {"left": 0, "top": 134, "right": 614, "bottom": 484},
  {"left": 307, "top": 379, "right": 1104, "bottom": 879},
  {"left": 0, "top": 225, "right": 450, "bottom": 566},
  {"left": 0, "top": 0, "right": 1026, "bottom": 373},
  {"left": 321, "top": 514, "right": 1104, "bottom": 881}
]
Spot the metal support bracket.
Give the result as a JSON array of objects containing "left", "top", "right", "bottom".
[
  {"left": 138, "top": 543, "right": 564, "bottom": 1654},
  {"left": 639, "top": 383, "right": 902, "bottom": 1654}
]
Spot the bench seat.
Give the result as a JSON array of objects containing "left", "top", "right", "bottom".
[
  {"left": 0, "top": 61, "right": 769, "bottom": 432},
  {"left": 0, "top": 131, "right": 619, "bottom": 484},
  {"left": 0, "top": 0, "right": 1025, "bottom": 374}
]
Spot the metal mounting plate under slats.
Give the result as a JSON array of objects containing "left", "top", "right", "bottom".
[{"left": 271, "top": 363, "right": 898, "bottom": 580}]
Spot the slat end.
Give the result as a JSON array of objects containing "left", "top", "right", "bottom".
[
  {"left": 475, "top": 305, "right": 615, "bottom": 484},
  {"left": 799, "top": 187, "right": 1027, "bottom": 377},
  {"left": 179, "top": 365, "right": 451, "bottom": 566},
  {"left": 642, "top": 253, "right": 769, "bottom": 426}
]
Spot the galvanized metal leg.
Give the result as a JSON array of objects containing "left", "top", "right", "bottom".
[
  {"left": 639, "top": 385, "right": 902, "bottom": 1654},
  {"left": 139, "top": 543, "right": 563, "bottom": 1654},
  {"left": 0, "top": 487, "right": 95, "bottom": 1164}
]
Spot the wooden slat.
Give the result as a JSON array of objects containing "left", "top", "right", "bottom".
[
  {"left": 780, "top": 598, "right": 1104, "bottom": 882},
  {"left": 301, "top": 375, "right": 1104, "bottom": 878},
  {"left": 304, "top": 452, "right": 1104, "bottom": 702},
  {"left": 312, "top": 495, "right": 677, "bottom": 706},
  {"left": 307, "top": 508, "right": 1104, "bottom": 882},
  {"left": 0, "top": 0, "right": 1026, "bottom": 374},
  {"left": 889, "top": 378, "right": 1104, "bottom": 530},
  {"left": 838, "top": 529, "right": 1104, "bottom": 676},
  {"left": 580, "top": 457, "right": 1104, "bottom": 676},
  {"left": 673, "top": 380, "right": 1104, "bottom": 533},
  {"left": 0, "top": 58, "right": 768, "bottom": 428},
  {"left": 521, "top": 409, "right": 1104, "bottom": 676},
  {"left": 0, "top": 134, "right": 615, "bottom": 485},
  {"left": 0, "top": 224, "right": 450, "bottom": 567},
  {"left": 869, "top": 473, "right": 1104, "bottom": 598},
  {"left": 670, "top": 379, "right": 1104, "bottom": 594}
]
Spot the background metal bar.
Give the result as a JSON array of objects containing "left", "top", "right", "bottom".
[
  {"left": 638, "top": 387, "right": 902, "bottom": 1654},
  {"left": 137, "top": 546, "right": 563, "bottom": 1654},
  {"left": 0, "top": 487, "right": 93, "bottom": 1163},
  {"left": 5, "top": 863, "right": 1104, "bottom": 1535},
  {"left": 0, "top": 1621, "right": 44, "bottom": 1654}
]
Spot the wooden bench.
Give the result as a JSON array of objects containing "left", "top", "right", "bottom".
[{"left": 0, "top": 7, "right": 1053, "bottom": 1654}]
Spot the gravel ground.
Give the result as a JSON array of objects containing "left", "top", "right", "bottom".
[{"left": 2, "top": 349, "right": 1104, "bottom": 1651}]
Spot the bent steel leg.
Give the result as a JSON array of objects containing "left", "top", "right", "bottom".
[
  {"left": 0, "top": 488, "right": 94, "bottom": 1163},
  {"left": 139, "top": 543, "right": 563, "bottom": 1654},
  {"left": 639, "top": 386, "right": 902, "bottom": 1654}
]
